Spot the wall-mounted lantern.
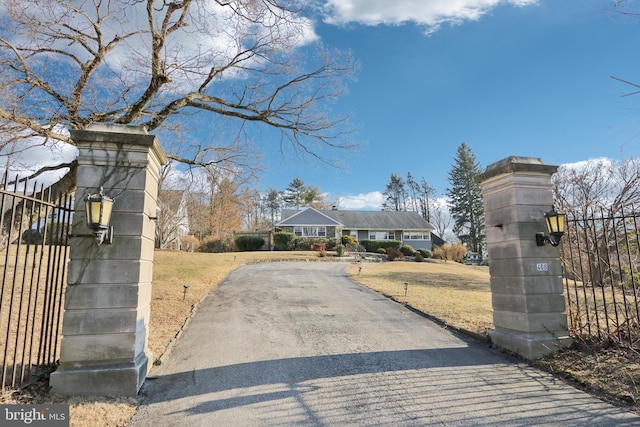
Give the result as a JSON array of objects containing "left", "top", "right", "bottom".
[
  {"left": 84, "top": 187, "right": 114, "bottom": 245},
  {"left": 536, "top": 206, "right": 566, "bottom": 247}
]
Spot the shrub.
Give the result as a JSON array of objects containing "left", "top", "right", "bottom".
[
  {"left": 181, "top": 235, "right": 199, "bottom": 252},
  {"left": 45, "top": 222, "right": 71, "bottom": 245},
  {"left": 386, "top": 247, "right": 404, "bottom": 261},
  {"left": 400, "top": 244, "right": 415, "bottom": 256},
  {"left": 292, "top": 236, "right": 309, "bottom": 250},
  {"left": 414, "top": 252, "right": 425, "bottom": 262},
  {"left": 376, "top": 248, "right": 387, "bottom": 254},
  {"left": 274, "top": 232, "right": 296, "bottom": 251},
  {"left": 418, "top": 249, "right": 432, "bottom": 258},
  {"left": 623, "top": 266, "right": 640, "bottom": 287},
  {"left": 22, "top": 229, "right": 43, "bottom": 245},
  {"left": 235, "top": 235, "right": 265, "bottom": 251},
  {"left": 360, "top": 239, "right": 402, "bottom": 253},
  {"left": 432, "top": 246, "right": 444, "bottom": 260},
  {"left": 341, "top": 235, "right": 357, "bottom": 246},
  {"left": 449, "top": 244, "right": 468, "bottom": 263},
  {"left": 336, "top": 244, "right": 346, "bottom": 257},
  {"left": 326, "top": 238, "right": 339, "bottom": 250},
  {"left": 198, "top": 238, "right": 234, "bottom": 253},
  {"left": 432, "top": 243, "right": 467, "bottom": 263},
  {"left": 311, "top": 242, "right": 327, "bottom": 251}
]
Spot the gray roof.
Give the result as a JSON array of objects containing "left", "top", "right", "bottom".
[
  {"left": 278, "top": 208, "right": 434, "bottom": 231},
  {"left": 277, "top": 208, "right": 343, "bottom": 227}
]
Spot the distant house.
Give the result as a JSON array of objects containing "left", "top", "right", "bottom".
[
  {"left": 156, "top": 189, "right": 190, "bottom": 250},
  {"left": 276, "top": 207, "right": 437, "bottom": 251}
]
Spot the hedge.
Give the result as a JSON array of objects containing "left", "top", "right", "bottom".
[
  {"left": 359, "top": 239, "right": 402, "bottom": 253},
  {"left": 274, "top": 232, "right": 296, "bottom": 251},
  {"left": 235, "top": 235, "right": 266, "bottom": 251},
  {"left": 273, "top": 232, "right": 340, "bottom": 251}
]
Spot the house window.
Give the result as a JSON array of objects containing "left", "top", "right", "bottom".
[
  {"left": 403, "top": 231, "right": 431, "bottom": 240},
  {"left": 293, "top": 226, "right": 326, "bottom": 237},
  {"left": 368, "top": 231, "right": 396, "bottom": 240}
]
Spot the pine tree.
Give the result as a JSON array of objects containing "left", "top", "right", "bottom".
[
  {"left": 283, "top": 178, "right": 325, "bottom": 209},
  {"left": 264, "top": 188, "right": 282, "bottom": 226},
  {"left": 283, "top": 178, "right": 306, "bottom": 209},
  {"left": 446, "top": 142, "right": 485, "bottom": 253}
]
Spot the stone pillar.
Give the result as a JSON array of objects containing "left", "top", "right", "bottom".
[
  {"left": 477, "top": 156, "right": 572, "bottom": 360},
  {"left": 50, "top": 124, "right": 166, "bottom": 396}
]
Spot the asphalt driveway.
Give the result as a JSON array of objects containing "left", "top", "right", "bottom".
[{"left": 129, "top": 262, "right": 639, "bottom": 426}]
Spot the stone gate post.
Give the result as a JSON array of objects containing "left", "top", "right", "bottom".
[
  {"left": 50, "top": 124, "right": 166, "bottom": 396},
  {"left": 477, "top": 156, "right": 572, "bottom": 360}
]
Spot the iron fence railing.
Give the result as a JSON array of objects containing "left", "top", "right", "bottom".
[
  {"left": 0, "top": 174, "right": 71, "bottom": 389},
  {"left": 561, "top": 206, "right": 640, "bottom": 349}
]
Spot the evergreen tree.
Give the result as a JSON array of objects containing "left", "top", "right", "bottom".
[
  {"left": 283, "top": 178, "right": 325, "bottom": 209},
  {"left": 446, "top": 142, "right": 485, "bottom": 253},
  {"left": 283, "top": 178, "right": 306, "bottom": 209},
  {"left": 301, "top": 185, "right": 325, "bottom": 208},
  {"left": 264, "top": 188, "right": 282, "bottom": 226}
]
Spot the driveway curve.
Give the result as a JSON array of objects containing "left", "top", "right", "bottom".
[{"left": 130, "top": 262, "right": 639, "bottom": 426}]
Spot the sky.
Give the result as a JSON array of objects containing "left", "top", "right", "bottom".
[
  {"left": 259, "top": 0, "right": 640, "bottom": 209},
  {"left": 11, "top": 0, "right": 640, "bottom": 210}
]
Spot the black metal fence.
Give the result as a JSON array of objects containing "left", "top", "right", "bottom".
[
  {"left": 0, "top": 175, "right": 71, "bottom": 389},
  {"left": 561, "top": 206, "right": 640, "bottom": 349}
]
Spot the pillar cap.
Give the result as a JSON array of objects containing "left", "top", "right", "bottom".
[
  {"left": 71, "top": 124, "right": 167, "bottom": 165},
  {"left": 477, "top": 156, "right": 558, "bottom": 183}
]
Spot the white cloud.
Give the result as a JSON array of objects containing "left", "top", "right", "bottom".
[
  {"left": 0, "top": 129, "right": 77, "bottom": 187},
  {"left": 322, "top": 0, "right": 538, "bottom": 33},
  {"left": 337, "top": 191, "right": 385, "bottom": 210},
  {"left": 558, "top": 157, "right": 613, "bottom": 171}
]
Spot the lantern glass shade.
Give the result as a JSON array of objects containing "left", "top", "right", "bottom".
[
  {"left": 85, "top": 190, "right": 114, "bottom": 229},
  {"left": 84, "top": 187, "right": 114, "bottom": 245},
  {"left": 544, "top": 208, "right": 566, "bottom": 236}
]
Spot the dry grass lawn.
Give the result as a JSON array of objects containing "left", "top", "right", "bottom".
[{"left": 347, "top": 260, "right": 493, "bottom": 335}]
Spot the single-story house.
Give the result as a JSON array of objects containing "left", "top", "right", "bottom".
[{"left": 276, "top": 207, "right": 437, "bottom": 251}]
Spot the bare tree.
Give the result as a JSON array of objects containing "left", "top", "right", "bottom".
[
  {"left": 430, "top": 199, "right": 453, "bottom": 243},
  {"left": 381, "top": 173, "right": 406, "bottom": 211},
  {"left": 0, "top": 0, "right": 357, "bottom": 173},
  {"left": 264, "top": 187, "right": 282, "bottom": 226},
  {"left": 553, "top": 157, "right": 640, "bottom": 287},
  {"left": 553, "top": 157, "right": 640, "bottom": 215},
  {"left": 418, "top": 177, "right": 436, "bottom": 222},
  {"left": 156, "top": 188, "right": 189, "bottom": 250}
]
